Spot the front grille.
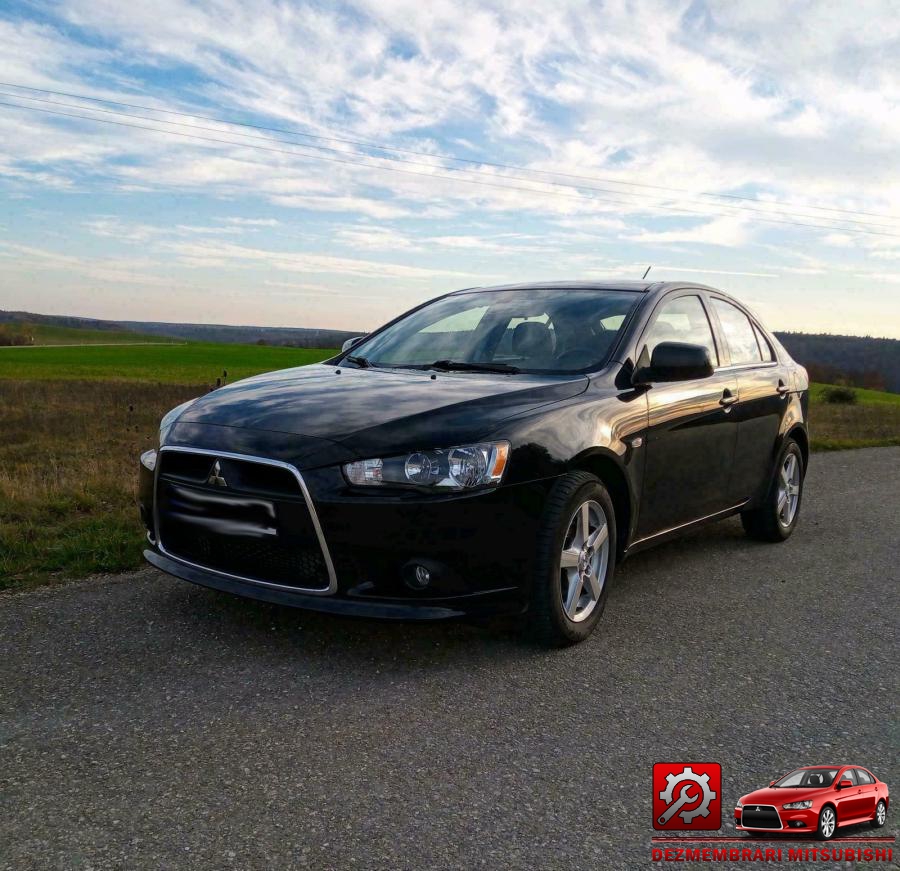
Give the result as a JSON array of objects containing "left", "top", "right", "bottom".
[
  {"left": 156, "top": 451, "right": 331, "bottom": 591},
  {"left": 741, "top": 806, "right": 782, "bottom": 830},
  {"left": 158, "top": 452, "right": 300, "bottom": 498}
]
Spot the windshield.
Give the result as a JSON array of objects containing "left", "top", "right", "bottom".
[
  {"left": 773, "top": 769, "right": 838, "bottom": 788},
  {"left": 345, "top": 288, "right": 641, "bottom": 373}
]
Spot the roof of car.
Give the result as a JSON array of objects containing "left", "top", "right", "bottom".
[
  {"left": 452, "top": 280, "right": 726, "bottom": 296},
  {"left": 452, "top": 280, "right": 661, "bottom": 294}
]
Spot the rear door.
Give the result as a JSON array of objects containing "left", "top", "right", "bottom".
[
  {"left": 854, "top": 769, "right": 878, "bottom": 820},
  {"left": 635, "top": 292, "right": 739, "bottom": 538},
  {"left": 708, "top": 298, "right": 789, "bottom": 505}
]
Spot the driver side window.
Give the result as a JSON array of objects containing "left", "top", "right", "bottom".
[
  {"left": 642, "top": 295, "right": 719, "bottom": 366},
  {"left": 840, "top": 769, "right": 857, "bottom": 786}
]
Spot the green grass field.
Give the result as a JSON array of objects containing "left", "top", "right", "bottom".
[
  {"left": 0, "top": 337, "right": 897, "bottom": 590},
  {"left": 0, "top": 341, "right": 335, "bottom": 383}
]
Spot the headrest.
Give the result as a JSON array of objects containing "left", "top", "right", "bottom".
[{"left": 512, "top": 321, "right": 554, "bottom": 357}]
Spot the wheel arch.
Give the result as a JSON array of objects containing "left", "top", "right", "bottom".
[
  {"left": 787, "top": 424, "right": 809, "bottom": 474},
  {"left": 569, "top": 449, "right": 633, "bottom": 558}
]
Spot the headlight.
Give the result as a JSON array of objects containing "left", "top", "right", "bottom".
[
  {"left": 140, "top": 449, "right": 157, "bottom": 472},
  {"left": 343, "top": 442, "right": 509, "bottom": 491},
  {"left": 782, "top": 800, "right": 813, "bottom": 810},
  {"left": 735, "top": 802, "right": 743, "bottom": 810}
]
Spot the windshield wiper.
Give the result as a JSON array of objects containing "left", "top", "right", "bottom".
[
  {"left": 345, "top": 354, "right": 374, "bottom": 368},
  {"left": 425, "top": 359, "right": 521, "bottom": 374}
]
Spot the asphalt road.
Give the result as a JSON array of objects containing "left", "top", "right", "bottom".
[{"left": 2, "top": 448, "right": 898, "bottom": 870}]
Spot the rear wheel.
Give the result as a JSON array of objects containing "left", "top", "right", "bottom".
[
  {"left": 741, "top": 439, "right": 804, "bottom": 542},
  {"left": 526, "top": 472, "right": 616, "bottom": 647},
  {"left": 872, "top": 800, "right": 887, "bottom": 828},
  {"left": 816, "top": 805, "right": 836, "bottom": 841}
]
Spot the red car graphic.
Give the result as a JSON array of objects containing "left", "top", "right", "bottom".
[{"left": 735, "top": 766, "right": 889, "bottom": 840}]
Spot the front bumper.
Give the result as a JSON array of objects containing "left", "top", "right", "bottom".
[
  {"left": 735, "top": 807, "right": 817, "bottom": 832},
  {"left": 141, "top": 448, "right": 554, "bottom": 620}
]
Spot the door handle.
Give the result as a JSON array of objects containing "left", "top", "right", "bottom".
[
  {"left": 776, "top": 380, "right": 790, "bottom": 396},
  {"left": 719, "top": 390, "right": 739, "bottom": 408}
]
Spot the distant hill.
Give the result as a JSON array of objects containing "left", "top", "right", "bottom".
[
  {"left": 0, "top": 310, "right": 360, "bottom": 350},
  {"left": 774, "top": 332, "right": 900, "bottom": 393}
]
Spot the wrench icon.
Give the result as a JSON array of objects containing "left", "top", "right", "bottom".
[{"left": 657, "top": 784, "right": 698, "bottom": 825}]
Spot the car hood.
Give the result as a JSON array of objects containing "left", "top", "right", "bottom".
[
  {"left": 175, "top": 363, "right": 588, "bottom": 456},
  {"left": 741, "top": 787, "right": 822, "bottom": 805}
]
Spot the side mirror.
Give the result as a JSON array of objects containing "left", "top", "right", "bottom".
[
  {"left": 633, "top": 342, "right": 714, "bottom": 385},
  {"left": 341, "top": 336, "right": 365, "bottom": 353},
  {"left": 838, "top": 780, "right": 853, "bottom": 790}
]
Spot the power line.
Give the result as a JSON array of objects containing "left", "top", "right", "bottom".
[
  {"left": 3, "top": 98, "right": 900, "bottom": 239},
  {"left": 2, "top": 79, "right": 897, "bottom": 224},
  {"left": 3, "top": 90, "right": 898, "bottom": 231}
]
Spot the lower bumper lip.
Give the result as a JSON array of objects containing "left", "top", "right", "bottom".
[{"left": 144, "top": 549, "right": 525, "bottom": 620}]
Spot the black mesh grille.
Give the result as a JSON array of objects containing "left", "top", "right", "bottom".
[
  {"left": 741, "top": 806, "right": 782, "bottom": 830},
  {"left": 156, "top": 453, "right": 330, "bottom": 590}
]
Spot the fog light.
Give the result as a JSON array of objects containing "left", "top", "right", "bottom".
[{"left": 406, "top": 564, "right": 431, "bottom": 590}]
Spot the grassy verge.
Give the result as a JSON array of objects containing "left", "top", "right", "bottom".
[
  {"left": 808, "top": 382, "right": 900, "bottom": 451},
  {"left": 0, "top": 380, "right": 202, "bottom": 588},
  {"left": 1, "top": 370, "right": 897, "bottom": 590}
]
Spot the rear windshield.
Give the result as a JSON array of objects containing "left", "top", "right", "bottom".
[{"left": 345, "top": 288, "right": 641, "bottom": 373}]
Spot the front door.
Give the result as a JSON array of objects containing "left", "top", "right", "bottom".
[{"left": 635, "top": 293, "right": 739, "bottom": 538}]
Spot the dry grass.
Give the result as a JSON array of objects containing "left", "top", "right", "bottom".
[
  {"left": 0, "top": 380, "right": 199, "bottom": 588},
  {"left": 809, "top": 402, "right": 900, "bottom": 451}
]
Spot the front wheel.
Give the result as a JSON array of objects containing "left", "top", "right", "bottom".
[
  {"left": 741, "top": 439, "right": 804, "bottom": 542},
  {"left": 526, "top": 472, "right": 616, "bottom": 647},
  {"left": 872, "top": 800, "right": 887, "bottom": 828},
  {"left": 816, "top": 805, "right": 836, "bottom": 841}
]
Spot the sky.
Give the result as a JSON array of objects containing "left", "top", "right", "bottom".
[{"left": 1, "top": 0, "right": 899, "bottom": 337}]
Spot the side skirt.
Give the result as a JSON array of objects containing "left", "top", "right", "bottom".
[{"left": 623, "top": 500, "right": 749, "bottom": 558}]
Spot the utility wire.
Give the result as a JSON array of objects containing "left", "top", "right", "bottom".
[
  {"left": 3, "top": 90, "right": 898, "bottom": 231},
  {"left": 2, "top": 79, "right": 897, "bottom": 224},
  {"left": 3, "top": 98, "right": 900, "bottom": 239}
]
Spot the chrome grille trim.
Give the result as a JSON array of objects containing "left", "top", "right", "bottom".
[{"left": 154, "top": 446, "right": 338, "bottom": 595}]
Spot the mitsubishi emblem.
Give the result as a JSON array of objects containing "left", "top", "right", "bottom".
[{"left": 206, "top": 460, "right": 228, "bottom": 487}]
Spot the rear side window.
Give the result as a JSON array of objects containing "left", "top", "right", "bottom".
[
  {"left": 753, "top": 323, "right": 775, "bottom": 362},
  {"left": 856, "top": 769, "right": 874, "bottom": 785},
  {"left": 642, "top": 295, "right": 719, "bottom": 366},
  {"left": 711, "top": 299, "right": 763, "bottom": 365}
]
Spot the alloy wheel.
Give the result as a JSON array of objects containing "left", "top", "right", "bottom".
[
  {"left": 876, "top": 801, "right": 886, "bottom": 826},
  {"left": 820, "top": 807, "right": 835, "bottom": 839},
  {"left": 559, "top": 499, "right": 609, "bottom": 623},
  {"left": 777, "top": 453, "right": 801, "bottom": 527}
]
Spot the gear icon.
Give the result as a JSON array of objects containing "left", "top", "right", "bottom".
[{"left": 659, "top": 765, "right": 717, "bottom": 823}]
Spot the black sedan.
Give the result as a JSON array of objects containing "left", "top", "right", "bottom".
[{"left": 140, "top": 281, "right": 809, "bottom": 645}]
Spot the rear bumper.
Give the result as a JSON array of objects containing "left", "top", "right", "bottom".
[{"left": 144, "top": 548, "right": 526, "bottom": 620}]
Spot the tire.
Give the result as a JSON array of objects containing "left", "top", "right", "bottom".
[
  {"left": 815, "top": 805, "right": 837, "bottom": 841},
  {"left": 526, "top": 472, "right": 617, "bottom": 647},
  {"left": 872, "top": 799, "right": 887, "bottom": 829},
  {"left": 741, "top": 438, "right": 804, "bottom": 542}
]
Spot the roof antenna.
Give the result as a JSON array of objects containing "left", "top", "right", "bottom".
[{"left": 642, "top": 265, "right": 652, "bottom": 279}]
